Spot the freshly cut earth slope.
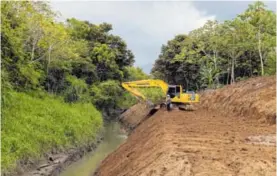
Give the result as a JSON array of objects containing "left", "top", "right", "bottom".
[
  {"left": 119, "top": 102, "right": 153, "bottom": 131},
  {"left": 94, "top": 76, "right": 276, "bottom": 176},
  {"left": 200, "top": 76, "right": 276, "bottom": 124}
]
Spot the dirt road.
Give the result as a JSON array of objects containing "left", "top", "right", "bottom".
[{"left": 94, "top": 76, "right": 276, "bottom": 176}]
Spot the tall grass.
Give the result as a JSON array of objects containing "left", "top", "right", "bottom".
[{"left": 1, "top": 91, "right": 103, "bottom": 172}]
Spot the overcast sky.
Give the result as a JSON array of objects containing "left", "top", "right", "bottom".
[{"left": 50, "top": 1, "right": 276, "bottom": 73}]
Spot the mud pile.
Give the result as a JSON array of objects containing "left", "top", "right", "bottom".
[
  {"left": 200, "top": 76, "right": 276, "bottom": 124},
  {"left": 94, "top": 76, "right": 276, "bottom": 176}
]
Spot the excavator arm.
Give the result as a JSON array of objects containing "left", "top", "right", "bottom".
[
  {"left": 122, "top": 79, "right": 199, "bottom": 111},
  {"left": 121, "top": 79, "right": 169, "bottom": 101}
]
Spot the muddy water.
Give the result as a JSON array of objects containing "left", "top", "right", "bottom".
[{"left": 60, "top": 122, "right": 127, "bottom": 176}]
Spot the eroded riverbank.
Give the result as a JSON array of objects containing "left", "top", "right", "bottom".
[{"left": 19, "top": 121, "right": 127, "bottom": 176}]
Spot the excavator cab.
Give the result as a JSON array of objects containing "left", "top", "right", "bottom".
[
  {"left": 167, "top": 85, "right": 181, "bottom": 98},
  {"left": 167, "top": 85, "right": 199, "bottom": 105}
]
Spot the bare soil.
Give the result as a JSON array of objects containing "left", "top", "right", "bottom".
[
  {"left": 94, "top": 76, "right": 276, "bottom": 176},
  {"left": 119, "top": 102, "right": 157, "bottom": 133},
  {"left": 200, "top": 76, "right": 276, "bottom": 124}
]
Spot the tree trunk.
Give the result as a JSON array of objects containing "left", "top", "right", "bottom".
[
  {"left": 47, "top": 46, "right": 52, "bottom": 74},
  {"left": 31, "top": 36, "right": 38, "bottom": 61},
  {"left": 213, "top": 51, "right": 219, "bottom": 87},
  {"left": 226, "top": 68, "right": 230, "bottom": 85},
  {"left": 226, "top": 57, "right": 231, "bottom": 85},
  {"left": 258, "top": 27, "right": 264, "bottom": 76},
  {"left": 231, "top": 57, "right": 235, "bottom": 84},
  {"left": 230, "top": 34, "right": 236, "bottom": 84},
  {"left": 31, "top": 42, "right": 35, "bottom": 60},
  {"left": 47, "top": 46, "right": 52, "bottom": 92},
  {"left": 184, "top": 76, "right": 188, "bottom": 91},
  {"left": 250, "top": 52, "right": 253, "bottom": 77}
]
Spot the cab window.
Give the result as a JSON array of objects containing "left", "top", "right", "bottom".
[{"left": 167, "top": 87, "right": 176, "bottom": 98}]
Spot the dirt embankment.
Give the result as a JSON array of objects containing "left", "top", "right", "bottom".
[
  {"left": 94, "top": 76, "right": 276, "bottom": 176},
  {"left": 119, "top": 102, "right": 157, "bottom": 133},
  {"left": 199, "top": 76, "right": 276, "bottom": 124}
]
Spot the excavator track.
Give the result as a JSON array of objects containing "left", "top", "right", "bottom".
[
  {"left": 159, "top": 103, "right": 195, "bottom": 111},
  {"left": 178, "top": 104, "right": 195, "bottom": 111}
]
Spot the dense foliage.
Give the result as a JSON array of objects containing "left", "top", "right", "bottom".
[
  {"left": 151, "top": 2, "right": 276, "bottom": 90},
  {"left": 1, "top": 1, "right": 147, "bottom": 173},
  {"left": 1, "top": 1, "right": 147, "bottom": 110}
]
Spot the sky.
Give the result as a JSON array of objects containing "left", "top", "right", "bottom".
[{"left": 50, "top": 1, "right": 276, "bottom": 74}]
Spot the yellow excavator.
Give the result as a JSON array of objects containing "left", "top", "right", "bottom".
[{"left": 121, "top": 79, "right": 200, "bottom": 110}]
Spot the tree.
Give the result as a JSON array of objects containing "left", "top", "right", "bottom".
[
  {"left": 124, "top": 66, "right": 149, "bottom": 81},
  {"left": 1, "top": 1, "right": 138, "bottom": 107},
  {"left": 189, "top": 20, "right": 223, "bottom": 87},
  {"left": 152, "top": 1, "right": 275, "bottom": 89},
  {"left": 66, "top": 18, "right": 135, "bottom": 83},
  {"left": 90, "top": 80, "right": 123, "bottom": 114},
  {"left": 1, "top": 1, "right": 44, "bottom": 90},
  {"left": 220, "top": 19, "right": 246, "bottom": 84},
  {"left": 239, "top": 1, "right": 276, "bottom": 75},
  {"left": 151, "top": 35, "right": 191, "bottom": 85}
]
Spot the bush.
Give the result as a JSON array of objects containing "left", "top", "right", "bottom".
[
  {"left": 124, "top": 66, "right": 149, "bottom": 81},
  {"left": 1, "top": 91, "right": 103, "bottom": 172},
  {"left": 90, "top": 80, "right": 123, "bottom": 110},
  {"left": 116, "top": 92, "right": 138, "bottom": 109},
  {"left": 64, "top": 75, "right": 89, "bottom": 103}
]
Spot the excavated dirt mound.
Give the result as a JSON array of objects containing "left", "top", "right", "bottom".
[
  {"left": 94, "top": 76, "right": 276, "bottom": 176},
  {"left": 200, "top": 76, "right": 276, "bottom": 124}
]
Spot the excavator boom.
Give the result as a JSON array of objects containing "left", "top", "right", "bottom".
[{"left": 121, "top": 79, "right": 169, "bottom": 101}]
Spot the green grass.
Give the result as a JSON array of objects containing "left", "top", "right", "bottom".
[{"left": 1, "top": 91, "right": 103, "bottom": 172}]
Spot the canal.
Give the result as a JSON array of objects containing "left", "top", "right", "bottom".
[{"left": 60, "top": 122, "right": 127, "bottom": 176}]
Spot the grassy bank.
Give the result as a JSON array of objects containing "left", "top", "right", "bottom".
[{"left": 1, "top": 91, "right": 103, "bottom": 173}]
